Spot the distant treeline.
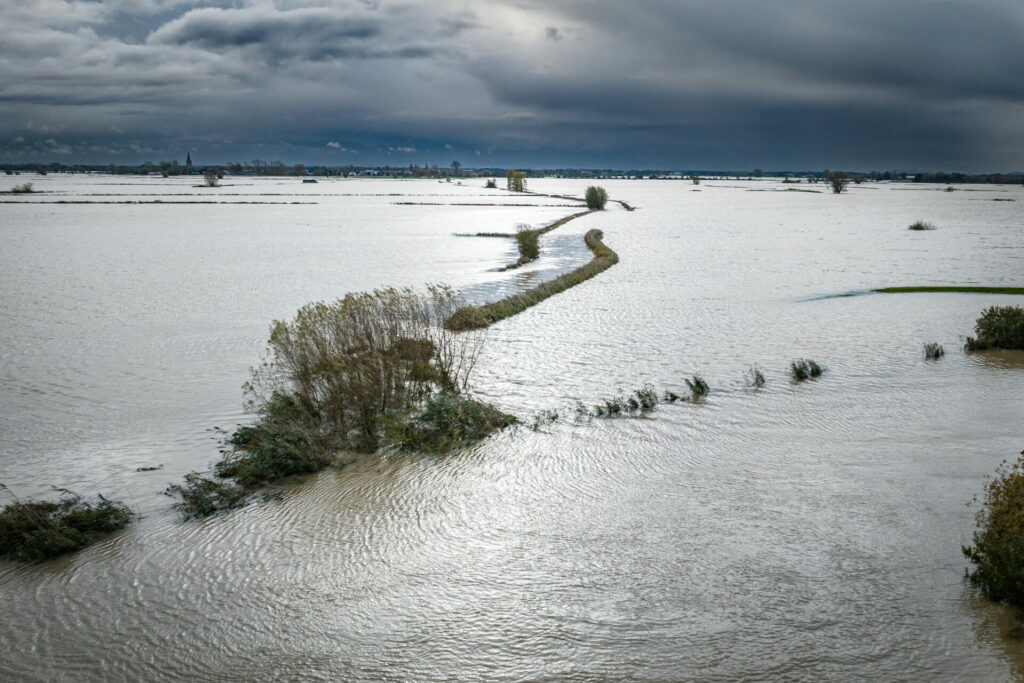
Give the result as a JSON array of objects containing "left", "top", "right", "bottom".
[{"left": 2, "top": 162, "right": 1022, "bottom": 184}]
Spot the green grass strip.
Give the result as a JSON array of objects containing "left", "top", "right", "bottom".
[
  {"left": 446, "top": 227, "right": 619, "bottom": 330},
  {"left": 874, "top": 286, "right": 1024, "bottom": 295}
]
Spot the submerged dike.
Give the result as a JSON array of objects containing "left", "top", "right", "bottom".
[
  {"left": 446, "top": 227, "right": 619, "bottom": 330},
  {"left": 504, "top": 210, "right": 594, "bottom": 270}
]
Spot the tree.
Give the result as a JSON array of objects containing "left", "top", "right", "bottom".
[
  {"left": 825, "top": 170, "right": 850, "bottom": 194},
  {"left": 584, "top": 185, "right": 608, "bottom": 210},
  {"left": 451, "top": 160, "right": 461, "bottom": 176},
  {"left": 506, "top": 170, "right": 527, "bottom": 192}
]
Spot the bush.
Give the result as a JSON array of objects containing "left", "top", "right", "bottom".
[
  {"left": 165, "top": 473, "right": 245, "bottom": 518},
  {"left": 0, "top": 490, "right": 133, "bottom": 561},
  {"left": 685, "top": 374, "right": 709, "bottom": 399},
  {"left": 386, "top": 391, "right": 516, "bottom": 452},
  {"left": 825, "top": 170, "right": 850, "bottom": 194},
  {"left": 790, "top": 359, "right": 824, "bottom": 381},
  {"left": 923, "top": 342, "right": 945, "bottom": 359},
  {"left": 963, "top": 454, "right": 1024, "bottom": 605},
  {"left": 746, "top": 365, "right": 766, "bottom": 388},
  {"left": 9, "top": 182, "right": 34, "bottom": 194},
  {"left": 485, "top": 179, "right": 497, "bottom": 189},
  {"left": 909, "top": 221, "right": 936, "bottom": 231},
  {"left": 203, "top": 170, "right": 219, "bottom": 187},
  {"left": 514, "top": 225, "right": 540, "bottom": 263},
  {"left": 965, "top": 306, "right": 1024, "bottom": 351},
  {"left": 585, "top": 186, "right": 608, "bottom": 210}
]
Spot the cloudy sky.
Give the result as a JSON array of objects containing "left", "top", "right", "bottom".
[{"left": 1, "top": 0, "right": 1022, "bottom": 171}]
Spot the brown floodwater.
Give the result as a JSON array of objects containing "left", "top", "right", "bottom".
[{"left": 1, "top": 175, "right": 1023, "bottom": 680}]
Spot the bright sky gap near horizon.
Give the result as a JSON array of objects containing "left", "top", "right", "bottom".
[{"left": 1, "top": 0, "right": 1023, "bottom": 172}]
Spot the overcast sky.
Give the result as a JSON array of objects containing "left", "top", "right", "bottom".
[{"left": 1, "top": 0, "right": 1022, "bottom": 171}]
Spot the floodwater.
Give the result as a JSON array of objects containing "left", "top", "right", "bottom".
[{"left": 1, "top": 174, "right": 1022, "bottom": 681}]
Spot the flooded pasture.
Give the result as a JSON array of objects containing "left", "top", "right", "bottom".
[{"left": 1, "top": 175, "right": 1023, "bottom": 680}]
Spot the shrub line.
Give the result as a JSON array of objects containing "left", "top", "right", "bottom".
[{"left": 874, "top": 286, "right": 1024, "bottom": 295}]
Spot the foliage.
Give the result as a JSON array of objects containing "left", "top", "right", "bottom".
[
  {"left": 8, "top": 182, "right": 34, "bottom": 193},
  {"left": 485, "top": 179, "right": 497, "bottom": 189},
  {"left": 386, "top": 391, "right": 516, "bottom": 452},
  {"left": 591, "top": 385, "right": 659, "bottom": 417},
  {"left": 746, "top": 365, "right": 766, "bottom": 388},
  {"left": 446, "top": 228, "right": 618, "bottom": 330},
  {"left": 909, "top": 221, "right": 936, "bottom": 230},
  {"left": 875, "top": 286, "right": 1024, "bottom": 295},
  {"left": 0, "top": 489, "right": 133, "bottom": 562},
  {"left": 513, "top": 225, "right": 540, "bottom": 264},
  {"left": 506, "top": 170, "right": 527, "bottom": 192},
  {"left": 963, "top": 454, "right": 1024, "bottom": 606},
  {"left": 584, "top": 186, "right": 608, "bottom": 210},
  {"left": 790, "top": 359, "right": 824, "bottom": 381},
  {"left": 203, "top": 170, "right": 219, "bottom": 187},
  {"left": 825, "top": 170, "right": 850, "bottom": 194},
  {"left": 923, "top": 342, "right": 945, "bottom": 359},
  {"left": 165, "top": 473, "right": 245, "bottom": 519},
  {"left": 685, "top": 374, "right": 709, "bottom": 399},
  {"left": 965, "top": 306, "right": 1024, "bottom": 351}
]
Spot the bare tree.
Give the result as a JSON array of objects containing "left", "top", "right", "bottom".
[
  {"left": 825, "top": 170, "right": 850, "bottom": 194},
  {"left": 451, "top": 160, "right": 461, "bottom": 176}
]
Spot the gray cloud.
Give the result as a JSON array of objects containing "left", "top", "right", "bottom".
[{"left": 0, "top": 0, "right": 1022, "bottom": 170}]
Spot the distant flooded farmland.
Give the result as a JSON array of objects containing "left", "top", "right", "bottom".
[{"left": 1, "top": 175, "right": 1022, "bottom": 680}]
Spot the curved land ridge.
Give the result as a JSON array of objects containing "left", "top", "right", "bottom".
[{"left": 446, "top": 225, "right": 620, "bottom": 330}]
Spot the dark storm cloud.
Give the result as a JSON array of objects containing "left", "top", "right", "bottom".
[{"left": 0, "top": 0, "right": 1022, "bottom": 170}]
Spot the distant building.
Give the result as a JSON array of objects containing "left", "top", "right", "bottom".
[{"left": 185, "top": 153, "right": 193, "bottom": 173}]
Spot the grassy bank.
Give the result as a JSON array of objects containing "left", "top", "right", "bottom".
[
  {"left": 503, "top": 210, "right": 593, "bottom": 270},
  {"left": 874, "top": 286, "right": 1024, "bottom": 295},
  {"left": 446, "top": 227, "right": 620, "bottom": 330}
]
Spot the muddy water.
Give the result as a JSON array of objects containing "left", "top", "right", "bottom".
[{"left": 1, "top": 175, "right": 1023, "bottom": 680}]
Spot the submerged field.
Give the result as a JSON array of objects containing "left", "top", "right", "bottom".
[{"left": 1, "top": 174, "right": 1023, "bottom": 680}]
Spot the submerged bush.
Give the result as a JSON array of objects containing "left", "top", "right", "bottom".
[
  {"left": 923, "top": 342, "right": 945, "bottom": 359},
  {"left": 585, "top": 186, "right": 608, "bottom": 210},
  {"left": 790, "top": 359, "right": 824, "bottom": 381},
  {"left": 485, "top": 179, "right": 497, "bottom": 189},
  {"left": 386, "top": 391, "right": 516, "bottom": 452},
  {"left": 964, "top": 454, "right": 1024, "bottom": 606},
  {"left": 685, "top": 374, "right": 709, "bottom": 399},
  {"left": 591, "top": 385, "right": 658, "bottom": 417},
  {"left": 909, "top": 221, "right": 936, "bottom": 231},
  {"left": 965, "top": 305, "right": 1024, "bottom": 351},
  {"left": 165, "top": 473, "right": 245, "bottom": 519},
  {"left": 8, "top": 182, "right": 34, "bottom": 194},
  {"left": 746, "top": 365, "right": 766, "bottom": 388},
  {"left": 0, "top": 489, "right": 133, "bottom": 562}
]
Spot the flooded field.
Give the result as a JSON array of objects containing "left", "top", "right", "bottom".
[{"left": 1, "top": 174, "right": 1023, "bottom": 680}]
